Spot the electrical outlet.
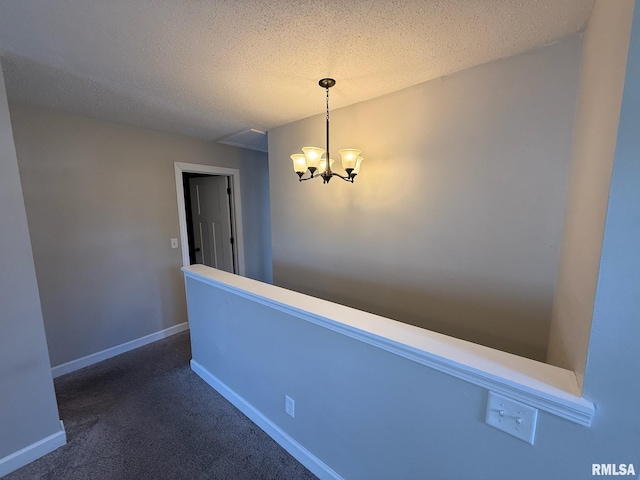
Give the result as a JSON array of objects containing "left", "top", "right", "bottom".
[
  {"left": 486, "top": 391, "right": 538, "bottom": 445},
  {"left": 170, "top": 238, "right": 179, "bottom": 249},
  {"left": 285, "top": 395, "right": 295, "bottom": 418}
]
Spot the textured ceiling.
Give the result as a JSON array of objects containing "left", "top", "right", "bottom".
[{"left": 0, "top": 0, "right": 594, "bottom": 143}]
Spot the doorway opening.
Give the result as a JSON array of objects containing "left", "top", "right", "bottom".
[
  {"left": 183, "top": 173, "right": 237, "bottom": 273},
  {"left": 174, "top": 162, "right": 245, "bottom": 276}
]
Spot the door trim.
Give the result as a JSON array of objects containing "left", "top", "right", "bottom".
[{"left": 174, "top": 162, "right": 246, "bottom": 276}]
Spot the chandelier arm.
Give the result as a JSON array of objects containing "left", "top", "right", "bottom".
[
  {"left": 330, "top": 172, "right": 354, "bottom": 183},
  {"left": 298, "top": 174, "right": 322, "bottom": 182}
]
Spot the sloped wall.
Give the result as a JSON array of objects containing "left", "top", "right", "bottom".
[
  {"left": 547, "top": 0, "right": 634, "bottom": 389},
  {"left": 0, "top": 60, "right": 63, "bottom": 470}
]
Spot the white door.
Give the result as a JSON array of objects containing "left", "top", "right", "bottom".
[{"left": 189, "top": 176, "right": 235, "bottom": 273}]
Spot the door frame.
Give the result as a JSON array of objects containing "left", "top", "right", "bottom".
[{"left": 174, "top": 162, "right": 246, "bottom": 275}]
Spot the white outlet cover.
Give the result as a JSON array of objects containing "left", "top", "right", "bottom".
[
  {"left": 285, "top": 395, "right": 295, "bottom": 418},
  {"left": 486, "top": 391, "right": 538, "bottom": 445}
]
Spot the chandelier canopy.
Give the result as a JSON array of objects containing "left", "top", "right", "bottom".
[{"left": 291, "top": 78, "right": 363, "bottom": 184}]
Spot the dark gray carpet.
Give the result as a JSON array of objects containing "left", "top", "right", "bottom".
[{"left": 6, "top": 331, "right": 317, "bottom": 480}]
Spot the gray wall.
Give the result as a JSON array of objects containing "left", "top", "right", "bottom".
[
  {"left": 582, "top": 0, "right": 640, "bottom": 462},
  {"left": 10, "top": 104, "right": 272, "bottom": 367},
  {"left": 268, "top": 37, "right": 582, "bottom": 361},
  {"left": 0, "top": 62, "right": 62, "bottom": 459},
  {"left": 547, "top": 0, "right": 634, "bottom": 388}
]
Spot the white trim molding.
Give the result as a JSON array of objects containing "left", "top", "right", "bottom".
[
  {"left": 183, "top": 265, "right": 596, "bottom": 427},
  {"left": 52, "top": 323, "right": 189, "bottom": 378},
  {"left": 0, "top": 421, "right": 66, "bottom": 477},
  {"left": 191, "top": 360, "right": 343, "bottom": 480},
  {"left": 173, "top": 162, "right": 246, "bottom": 276}
]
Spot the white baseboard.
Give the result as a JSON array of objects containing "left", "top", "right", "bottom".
[
  {"left": 52, "top": 322, "right": 189, "bottom": 378},
  {"left": 190, "top": 360, "right": 343, "bottom": 480},
  {"left": 0, "top": 420, "right": 66, "bottom": 477}
]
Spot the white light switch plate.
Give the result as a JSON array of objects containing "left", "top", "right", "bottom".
[
  {"left": 486, "top": 391, "right": 538, "bottom": 445},
  {"left": 170, "top": 238, "right": 179, "bottom": 249}
]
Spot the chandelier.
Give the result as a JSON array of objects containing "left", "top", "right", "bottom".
[{"left": 291, "top": 78, "right": 363, "bottom": 184}]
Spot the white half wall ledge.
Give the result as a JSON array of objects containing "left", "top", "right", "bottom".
[
  {"left": 182, "top": 264, "right": 596, "bottom": 427},
  {"left": 0, "top": 421, "right": 66, "bottom": 477},
  {"left": 51, "top": 322, "right": 189, "bottom": 378}
]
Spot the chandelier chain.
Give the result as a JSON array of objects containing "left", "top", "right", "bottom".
[
  {"left": 325, "top": 85, "right": 330, "bottom": 176},
  {"left": 326, "top": 86, "right": 330, "bottom": 123}
]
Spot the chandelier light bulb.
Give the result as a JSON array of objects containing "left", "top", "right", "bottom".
[
  {"left": 353, "top": 156, "right": 364, "bottom": 175},
  {"left": 291, "top": 154, "right": 307, "bottom": 174},
  {"left": 339, "top": 149, "right": 361, "bottom": 171},
  {"left": 318, "top": 157, "right": 335, "bottom": 173},
  {"left": 301, "top": 147, "right": 324, "bottom": 170}
]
